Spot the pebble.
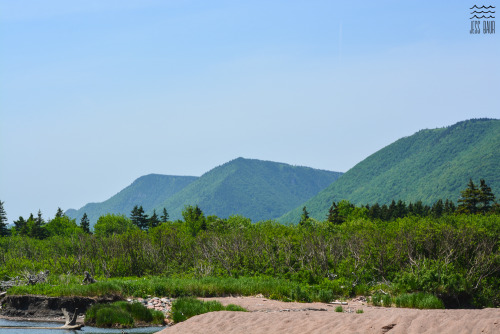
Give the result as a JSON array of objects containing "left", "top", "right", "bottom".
[{"left": 128, "top": 296, "right": 174, "bottom": 317}]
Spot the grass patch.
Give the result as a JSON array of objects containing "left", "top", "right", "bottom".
[
  {"left": 394, "top": 293, "right": 444, "bottom": 309},
  {"left": 370, "top": 293, "right": 392, "bottom": 307},
  {"left": 356, "top": 309, "right": 364, "bottom": 314},
  {"left": 85, "top": 301, "right": 164, "bottom": 328},
  {"left": 334, "top": 306, "right": 343, "bottom": 312},
  {"left": 6, "top": 275, "right": 341, "bottom": 303},
  {"left": 171, "top": 297, "right": 247, "bottom": 323}
]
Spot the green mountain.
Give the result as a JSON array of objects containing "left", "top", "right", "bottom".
[
  {"left": 153, "top": 157, "right": 342, "bottom": 222},
  {"left": 279, "top": 118, "right": 500, "bottom": 223},
  {"left": 65, "top": 174, "right": 198, "bottom": 226}
]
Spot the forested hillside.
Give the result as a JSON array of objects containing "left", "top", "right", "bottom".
[
  {"left": 66, "top": 174, "right": 198, "bottom": 226},
  {"left": 153, "top": 158, "right": 342, "bottom": 221},
  {"left": 280, "top": 118, "right": 500, "bottom": 222}
]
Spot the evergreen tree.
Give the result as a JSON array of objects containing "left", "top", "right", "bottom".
[
  {"left": 31, "top": 210, "right": 48, "bottom": 239},
  {"left": 80, "top": 213, "right": 91, "bottom": 234},
  {"left": 411, "top": 201, "right": 425, "bottom": 216},
  {"left": 478, "top": 179, "right": 495, "bottom": 214},
  {"left": 55, "top": 207, "right": 64, "bottom": 218},
  {"left": 130, "top": 205, "right": 149, "bottom": 230},
  {"left": 299, "top": 206, "right": 310, "bottom": 226},
  {"left": 327, "top": 201, "right": 345, "bottom": 225},
  {"left": 149, "top": 209, "right": 160, "bottom": 229},
  {"left": 161, "top": 208, "right": 169, "bottom": 222},
  {"left": 0, "top": 201, "right": 8, "bottom": 236},
  {"left": 458, "top": 179, "right": 481, "bottom": 214},
  {"left": 432, "top": 199, "right": 444, "bottom": 218},
  {"left": 368, "top": 203, "right": 381, "bottom": 220},
  {"left": 380, "top": 204, "right": 390, "bottom": 221},
  {"left": 13, "top": 216, "right": 27, "bottom": 235},
  {"left": 388, "top": 200, "right": 397, "bottom": 220},
  {"left": 444, "top": 199, "right": 456, "bottom": 214}
]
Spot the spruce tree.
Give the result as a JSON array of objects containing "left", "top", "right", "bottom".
[
  {"left": 458, "top": 179, "right": 481, "bottom": 214},
  {"left": 299, "top": 206, "right": 310, "bottom": 226},
  {"left": 55, "top": 207, "right": 64, "bottom": 218},
  {"left": 32, "top": 210, "right": 48, "bottom": 239},
  {"left": 432, "top": 199, "right": 444, "bottom": 217},
  {"left": 130, "top": 205, "right": 149, "bottom": 230},
  {"left": 327, "top": 201, "right": 345, "bottom": 225},
  {"left": 13, "top": 216, "right": 27, "bottom": 235},
  {"left": 478, "top": 179, "right": 495, "bottom": 214},
  {"left": 149, "top": 209, "right": 160, "bottom": 229},
  {"left": 0, "top": 201, "right": 8, "bottom": 236},
  {"left": 444, "top": 199, "right": 456, "bottom": 214},
  {"left": 80, "top": 213, "right": 91, "bottom": 234},
  {"left": 161, "top": 208, "right": 169, "bottom": 222}
]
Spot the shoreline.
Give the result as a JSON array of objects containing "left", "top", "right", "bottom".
[{"left": 156, "top": 296, "right": 500, "bottom": 334}]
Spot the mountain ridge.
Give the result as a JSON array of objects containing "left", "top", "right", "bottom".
[
  {"left": 66, "top": 157, "right": 342, "bottom": 226},
  {"left": 279, "top": 118, "right": 500, "bottom": 223}
]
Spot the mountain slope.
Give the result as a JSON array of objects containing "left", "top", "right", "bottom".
[
  {"left": 66, "top": 174, "right": 198, "bottom": 226},
  {"left": 279, "top": 118, "right": 500, "bottom": 223},
  {"left": 153, "top": 157, "right": 343, "bottom": 222}
]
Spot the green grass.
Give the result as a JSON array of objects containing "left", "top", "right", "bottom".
[
  {"left": 334, "top": 306, "right": 343, "bottom": 312},
  {"left": 371, "top": 293, "right": 392, "bottom": 307},
  {"left": 85, "top": 301, "right": 164, "bottom": 328},
  {"left": 356, "top": 309, "right": 364, "bottom": 314},
  {"left": 394, "top": 292, "right": 444, "bottom": 309},
  {"left": 7, "top": 275, "right": 447, "bottom": 310},
  {"left": 171, "top": 297, "right": 247, "bottom": 323},
  {"left": 7, "top": 275, "right": 339, "bottom": 303}
]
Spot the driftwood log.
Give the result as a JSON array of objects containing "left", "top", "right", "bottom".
[
  {"left": 62, "top": 307, "right": 79, "bottom": 327},
  {"left": 82, "top": 271, "right": 96, "bottom": 285},
  {"left": 27, "top": 270, "right": 50, "bottom": 285}
]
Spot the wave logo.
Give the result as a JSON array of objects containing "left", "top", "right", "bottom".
[{"left": 470, "top": 5, "right": 495, "bottom": 34}]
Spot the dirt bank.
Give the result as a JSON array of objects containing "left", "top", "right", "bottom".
[{"left": 0, "top": 295, "right": 122, "bottom": 320}]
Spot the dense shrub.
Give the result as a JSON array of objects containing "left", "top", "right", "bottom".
[{"left": 2, "top": 214, "right": 499, "bottom": 308}]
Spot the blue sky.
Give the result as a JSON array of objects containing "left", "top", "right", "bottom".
[{"left": 1, "top": 0, "right": 498, "bottom": 223}]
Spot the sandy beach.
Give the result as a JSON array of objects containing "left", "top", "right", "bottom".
[{"left": 157, "top": 297, "right": 500, "bottom": 334}]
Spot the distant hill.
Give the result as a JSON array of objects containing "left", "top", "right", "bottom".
[
  {"left": 152, "top": 157, "right": 343, "bottom": 222},
  {"left": 65, "top": 174, "right": 198, "bottom": 226},
  {"left": 279, "top": 118, "right": 500, "bottom": 223}
]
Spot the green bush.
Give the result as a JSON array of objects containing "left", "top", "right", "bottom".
[
  {"left": 85, "top": 301, "right": 164, "bottom": 327},
  {"left": 395, "top": 259, "right": 467, "bottom": 305},
  {"left": 171, "top": 297, "right": 246, "bottom": 323},
  {"left": 334, "top": 306, "right": 343, "bottom": 312},
  {"left": 85, "top": 303, "right": 134, "bottom": 328}
]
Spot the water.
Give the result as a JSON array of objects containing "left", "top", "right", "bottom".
[{"left": 0, "top": 319, "right": 165, "bottom": 334}]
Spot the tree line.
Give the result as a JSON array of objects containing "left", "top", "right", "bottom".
[{"left": 0, "top": 179, "right": 498, "bottom": 238}]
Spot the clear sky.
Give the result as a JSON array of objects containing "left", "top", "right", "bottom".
[{"left": 1, "top": 0, "right": 498, "bottom": 223}]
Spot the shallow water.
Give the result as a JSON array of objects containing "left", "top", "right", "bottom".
[{"left": 0, "top": 319, "right": 164, "bottom": 334}]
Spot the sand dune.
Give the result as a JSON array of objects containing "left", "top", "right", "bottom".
[{"left": 157, "top": 297, "right": 500, "bottom": 334}]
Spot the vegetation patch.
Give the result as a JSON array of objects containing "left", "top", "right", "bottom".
[
  {"left": 84, "top": 301, "right": 164, "bottom": 328},
  {"left": 171, "top": 297, "right": 246, "bottom": 323},
  {"left": 394, "top": 293, "right": 444, "bottom": 309}
]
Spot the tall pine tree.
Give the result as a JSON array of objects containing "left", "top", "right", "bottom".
[
  {"left": 0, "top": 201, "right": 8, "bottom": 236},
  {"left": 458, "top": 179, "right": 481, "bottom": 214},
  {"left": 149, "top": 209, "right": 160, "bottom": 229},
  {"left": 478, "top": 179, "right": 495, "bottom": 214},
  {"left": 80, "top": 213, "right": 91, "bottom": 234},
  {"left": 130, "top": 205, "right": 149, "bottom": 230},
  {"left": 161, "top": 208, "right": 169, "bottom": 222},
  {"left": 299, "top": 206, "right": 310, "bottom": 226}
]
